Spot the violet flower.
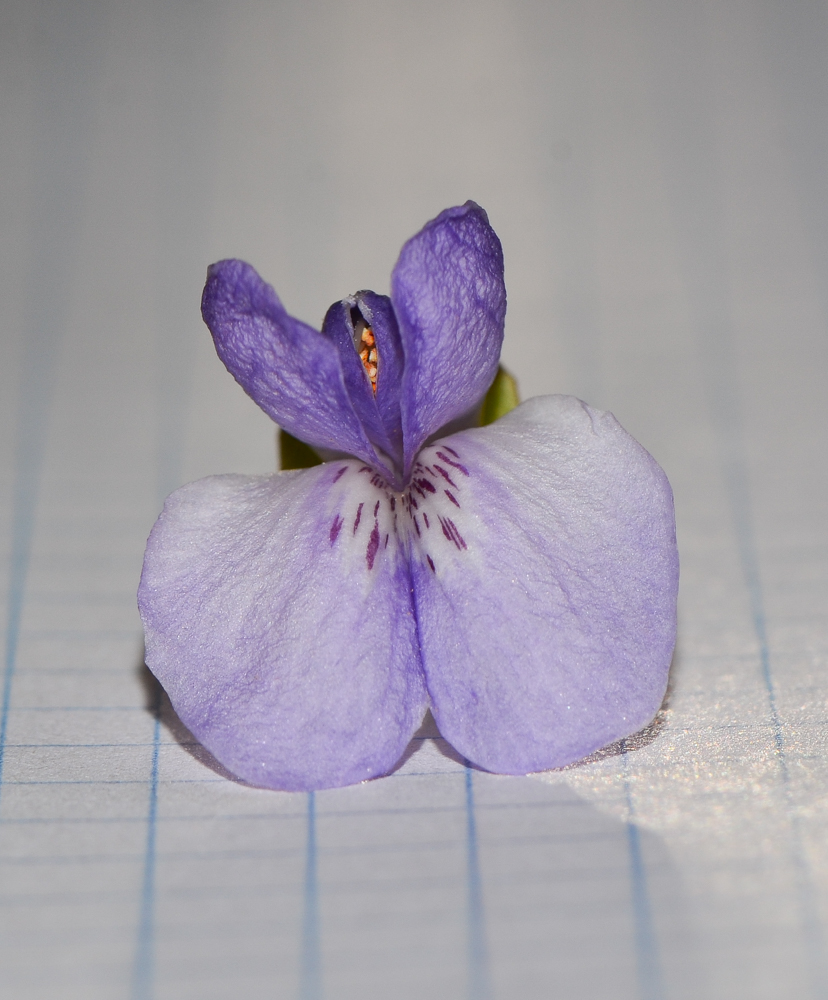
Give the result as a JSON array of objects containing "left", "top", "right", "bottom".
[{"left": 138, "top": 202, "right": 678, "bottom": 792}]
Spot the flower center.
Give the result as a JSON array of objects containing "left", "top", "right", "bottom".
[
  {"left": 351, "top": 311, "right": 378, "bottom": 395},
  {"left": 325, "top": 443, "right": 472, "bottom": 575}
]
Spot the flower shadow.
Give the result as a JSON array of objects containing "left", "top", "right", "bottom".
[
  {"left": 136, "top": 647, "right": 244, "bottom": 784},
  {"left": 549, "top": 640, "right": 680, "bottom": 772},
  {"left": 382, "top": 709, "right": 481, "bottom": 776}
]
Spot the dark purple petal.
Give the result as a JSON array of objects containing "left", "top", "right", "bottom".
[
  {"left": 202, "top": 260, "right": 381, "bottom": 467},
  {"left": 138, "top": 463, "right": 428, "bottom": 791},
  {"left": 320, "top": 293, "right": 403, "bottom": 468},
  {"left": 409, "top": 396, "right": 678, "bottom": 774},
  {"left": 356, "top": 291, "right": 405, "bottom": 462},
  {"left": 390, "top": 202, "right": 506, "bottom": 473}
]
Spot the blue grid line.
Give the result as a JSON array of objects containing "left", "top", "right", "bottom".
[
  {"left": 0, "top": 3, "right": 103, "bottom": 810},
  {"left": 13, "top": 706, "right": 146, "bottom": 711},
  {"left": 299, "top": 790, "right": 322, "bottom": 1000},
  {"left": 626, "top": 821, "right": 663, "bottom": 1000},
  {"left": 464, "top": 766, "right": 491, "bottom": 1000},
  {"left": 0, "top": 848, "right": 308, "bottom": 868},
  {"left": 623, "top": 763, "right": 665, "bottom": 1000},
  {"left": 18, "top": 630, "right": 142, "bottom": 639},
  {"left": 0, "top": 839, "right": 648, "bottom": 869},
  {"left": 620, "top": 730, "right": 666, "bottom": 1000},
  {"left": 4, "top": 717, "right": 805, "bottom": 745},
  {"left": 639, "top": 5, "right": 827, "bottom": 993},
  {"left": 126, "top": 7, "right": 226, "bottom": 989},
  {"left": 2, "top": 814, "right": 307, "bottom": 826},
  {"left": 2, "top": 778, "right": 224, "bottom": 786},
  {"left": 130, "top": 710, "right": 161, "bottom": 1000},
  {"left": 724, "top": 463, "right": 828, "bottom": 998},
  {"left": 0, "top": 801, "right": 660, "bottom": 827}
]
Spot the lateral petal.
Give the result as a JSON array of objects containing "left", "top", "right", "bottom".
[
  {"left": 390, "top": 202, "right": 506, "bottom": 472},
  {"left": 202, "top": 260, "right": 382, "bottom": 468},
  {"left": 138, "top": 463, "right": 428, "bottom": 791},
  {"left": 408, "top": 396, "right": 678, "bottom": 774}
]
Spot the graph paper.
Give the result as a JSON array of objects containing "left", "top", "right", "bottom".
[{"left": 1, "top": 2, "right": 826, "bottom": 998}]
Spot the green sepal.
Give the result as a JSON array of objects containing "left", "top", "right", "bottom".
[
  {"left": 479, "top": 365, "right": 520, "bottom": 426},
  {"left": 279, "top": 429, "right": 323, "bottom": 471}
]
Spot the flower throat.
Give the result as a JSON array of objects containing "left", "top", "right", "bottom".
[{"left": 351, "top": 307, "right": 378, "bottom": 395}]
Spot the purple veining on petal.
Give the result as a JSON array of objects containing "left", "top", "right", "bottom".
[
  {"left": 373, "top": 500, "right": 380, "bottom": 517},
  {"left": 442, "top": 446, "right": 460, "bottom": 458},
  {"left": 438, "top": 516, "right": 467, "bottom": 551},
  {"left": 427, "top": 555, "right": 436, "bottom": 573},
  {"left": 413, "top": 516, "right": 421, "bottom": 537},
  {"left": 353, "top": 502, "right": 364, "bottom": 534},
  {"left": 436, "top": 451, "right": 470, "bottom": 476},
  {"left": 445, "top": 517, "right": 467, "bottom": 549},
  {"left": 444, "top": 490, "right": 460, "bottom": 508},
  {"left": 415, "top": 478, "right": 437, "bottom": 494},
  {"left": 330, "top": 515, "right": 343, "bottom": 545},
  {"left": 384, "top": 534, "right": 389, "bottom": 548},
  {"left": 434, "top": 465, "right": 457, "bottom": 489},
  {"left": 423, "top": 513, "right": 430, "bottom": 528},
  {"left": 333, "top": 467, "right": 347, "bottom": 483},
  {"left": 366, "top": 523, "right": 380, "bottom": 569}
]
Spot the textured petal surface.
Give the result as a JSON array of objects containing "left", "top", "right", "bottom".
[
  {"left": 202, "top": 260, "right": 381, "bottom": 467},
  {"left": 407, "top": 395, "right": 678, "bottom": 774},
  {"left": 138, "top": 463, "right": 428, "bottom": 791},
  {"left": 390, "top": 202, "right": 506, "bottom": 471}
]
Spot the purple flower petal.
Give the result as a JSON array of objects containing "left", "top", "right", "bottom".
[
  {"left": 391, "top": 202, "right": 507, "bottom": 473},
  {"left": 355, "top": 291, "right": 405, "bottom": 464},
  {"left": 407, "top": 396, "right": 678, "bottom": 774},
  {"left": 320, "top": 293, "right": 403, "bottom": 469},
  {"left": 202, "top": 259, "right": 383, "bottom": 469},
  {"left": 138, "top": 463, "right": 428, "bottom": 791}
]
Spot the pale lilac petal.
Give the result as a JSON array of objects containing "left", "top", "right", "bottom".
[
  {"left": 202, "top": 260, "right": 381, "bottom": 467},
  {"left": 138, "top": 463, "right": 428, "bottom": 791},
  {"left": 390, "top": 202, "right": 506, "bottom": 472},
  {"left": 406, "top": 396, "right": 678, "bottom": 774}
]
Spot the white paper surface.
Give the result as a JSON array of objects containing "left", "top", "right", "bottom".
[{"left": 1, "top": 2, "right": 827, "bottom": 998}]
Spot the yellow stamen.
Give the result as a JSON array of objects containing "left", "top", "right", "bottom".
[{"left": 355, "top": 322, "right": 378, "bottom": 395}]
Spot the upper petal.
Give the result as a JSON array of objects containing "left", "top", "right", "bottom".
[
  {"left": 138, "top": 463, "right": 428, "bottom": 791},
  {"left": 407, "top": 395, "right": 678, "bottom": 774},
  {"left": 320, "top": 292, "right": 404, "bottom": 469},
  {"left": 356, "top": 291, "right": 405, "bottom": 462},
  {"left": 202, "top": 260, "right": 382, "bottom": 467},
  {"left": 390, "top": 202, "right": 506, "bottom": 472}
]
